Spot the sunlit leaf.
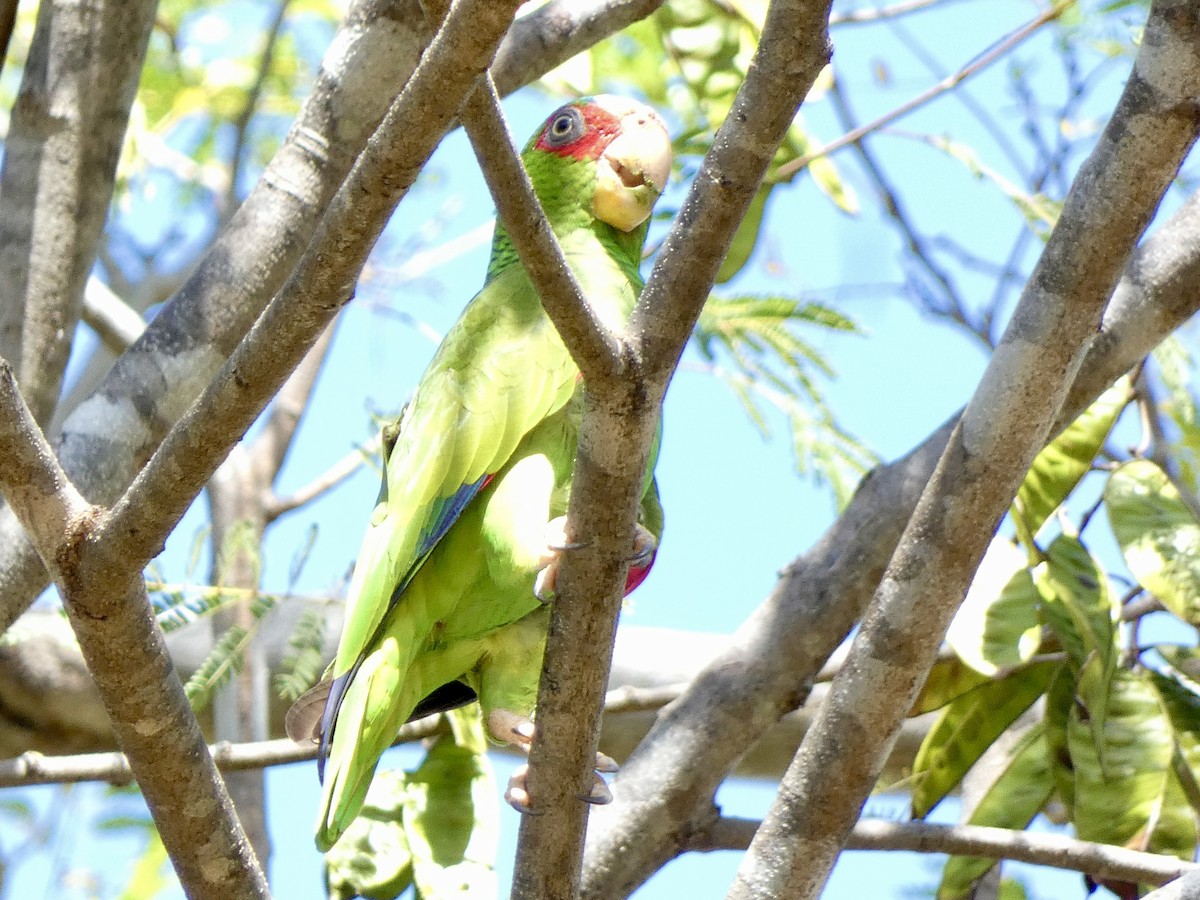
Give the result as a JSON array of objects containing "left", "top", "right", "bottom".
[
  {"left": 403, "top": 720, "right": 498, "bottom": 899},
  {"left": 1034, "top": 535, "right": 1117, "bottom": 671},
  {"left": 936, "top": 722, "right": 1054, "bottom": 899},
  {"left": 325, "top": 771, "right": 414, "bottom": 900},
  {"left": 911, "top": 661, "right": 1058, "bottom": 819},
  {"left": 946, "top": 536, "right": 1041, "bottom": 676},
  {"left": 1106, "top": 458, "right": 1200, "bottom": 624},
  {"left": 1070, "top": 669, "right": 1197, "bottom": 864},
  {"left": 912, "top": 655, "right": 992, "bottom": 716},
  {"left": 1013, "top": 376, "right": 1130, "bottom": 542}
]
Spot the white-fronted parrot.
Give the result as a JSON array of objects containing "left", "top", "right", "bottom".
[{"left": 287, "top": 95, "right": 672, "bottom": 852}]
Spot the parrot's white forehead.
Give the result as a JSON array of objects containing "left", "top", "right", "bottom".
[{"left": 589, "top": 94, "right": 666, "bottom": 130}]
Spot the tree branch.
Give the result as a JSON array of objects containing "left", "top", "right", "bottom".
[
  {"left": 459, "top": 75, "right": 623, "bottom": 382},
  {"left": 696, "top": 817, "right": 1197, "bottom": 888},
  {"left": 91, "top": 0, "right": 523, "bottom": 582},
  {"left": 776, "top": 2, "right": 1069, "bottom": 179},
  {"left": 0, "top": 0, "right": 673, "bottom": 637},
  {"left": 581, "top": 152, "right": 1200, "bottom": 900},
  {"left": 0, "top": 360, "right": 269, "bottom": 898},
  {"left": 729, "top": 3, "right": 1200, "bottom": 897},
  {"left": 512, "top": 1, "right": 836, "bottom": 897},
  {"left": 0, "top": 361, "right": 92, "bottom": 565},
  {"left": 0, "top": 0, "right": 157, "bottom": 426}
]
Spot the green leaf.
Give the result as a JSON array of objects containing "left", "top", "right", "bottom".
[
  {"left": 116, "top": 830, "right": 170, "bottom": 900},
  {"left": 946, "top": 537, "right": 1041, "bottom": 675},
  {"left": 324, "top": 771, "right": 415, "bottom": 900},
  {"left": 912, "top": 655, "right": 992, "bottom": 716},
  {"left": 403, "top": 728, "right": 498, "bottom": 899},
  {"left": 1034, "top": 535, "right": 1118, "bottom": 671},
  {"left": 936, "top": 722, "right": 1054, "bottom": 900},
  {"left": 1013, "top": 377, "right": 1130, "bottom": 541},
  {"left": 1070, "top": 668, "right": 1197, "bottom": 862},
  {"left": 1043, "top": 664, "right": 1077, "bottom": 816},
  {"left": 1146, "top": 665, "right": 1200, "bottom": 812},
  {"left": 275, "top": 607, "right": 329, "bottom": 703},
  {"left": 1106, "top": 458, "right": 1200, "bottom": 624},
  {"left": 911, "top": 661, "right": 1058, "bottom": 819},
  {"left": 716, "top": 186, "right": 769, "bottom": 283}
]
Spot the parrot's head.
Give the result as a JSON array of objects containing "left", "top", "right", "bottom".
[{"left": 524, "top": 95, "right": 672, "bottom": 234}]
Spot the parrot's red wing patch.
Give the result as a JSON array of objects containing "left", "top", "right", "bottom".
[{"left": 535, "top": 103, "right": 622, "bottom": 162}]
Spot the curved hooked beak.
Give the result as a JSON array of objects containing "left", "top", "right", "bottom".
[{"left": 593, "top": 105, "right": 673, "bottom": 233}]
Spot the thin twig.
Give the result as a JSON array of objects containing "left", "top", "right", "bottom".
[
  {"left": 698, "top": 817, "right": 1196, "bottom": 888},
  {"left": 458, "top": 75, "right": 623, "bottom": 383},
  {"left": 776, "top": 2, "right": 1070, "bottom": 179}
]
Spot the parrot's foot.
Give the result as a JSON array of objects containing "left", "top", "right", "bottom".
[
  {"left": 628, "top": 523, "right": 657, "bottom": 567},
  {"left": 533, "top": 516, "right": 588, "bottom": 602},
  {"left": 533, "top": 518, "right": 657, "bottom": 602},
  {"left": 487, "top": 708, "right": 618, "bottom": 812}
]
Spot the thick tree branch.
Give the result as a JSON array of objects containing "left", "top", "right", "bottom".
[
  {"left": 0, "top": 0, "right": 157, "bottom": 426},
  {"left": 581, "top": 133, "right": 1200, "bottom": 900},
  {"left": 730, "top": 3, "right": 1200, "bottom": 898},
  {"left": 698, "top": 817, "right": 1197, "bottom": 888},
  {"left": 511, "top": 1, "right": 835, "bottom": 897},
  {"left": 92, "top": 0, "right": 523, "bottom": 579},
  {"left": 0, "top": 361, "right": 92, "bottom": 565},
  {"left": 0, "top": 0, "right": 673, "bottom": 636},
  {"left": 0, "top": 361, "right": 268, "bottom": 898}
]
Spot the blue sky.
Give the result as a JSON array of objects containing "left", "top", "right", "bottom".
[{"left": 0, "top": 1, "right": 1168, "bottom": 897}]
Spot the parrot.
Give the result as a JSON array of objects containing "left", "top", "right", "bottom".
[{"left": 286, "top": 95, "right": 673, "bottom": 852}]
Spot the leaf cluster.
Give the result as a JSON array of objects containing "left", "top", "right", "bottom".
[
  {"left": 325, "top": 708, "right": 498, "bottom": 900},
  {"left": 909, "top": 360, "right": 1200, "bottom": 897}
]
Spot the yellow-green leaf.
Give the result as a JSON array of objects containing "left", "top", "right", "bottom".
[
  {"left": 1034, "top": 535, "right": 1117, "bottom": 670},
  {"left": 936, "top": 722, "right": 1054, "bottom": 900},
  {"left": 1070, "top": 669, "right": 1197, "bottom": 863},
  {"left": 912, "top": 655, "right": 992, "bottom": 716},
  {"left": 1106, "top": 458, "right": 1200, "bottom": 624},
  {"left": 911, "top": 661, "right": 1058, "bottom": 819},
  {"left": 1013, "top": 377, "right": 1130, "bottom": 542},
  {"left": 946, "top": 536, "right": 1041, "bottom": 675},
  {"left": 324, "top": 771, "right": 414, "bottom": 900},
  {"left": 403, "top": 729, "right": 498, "bottom": 899}
]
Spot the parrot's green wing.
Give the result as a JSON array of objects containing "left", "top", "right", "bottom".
[{"left": 331, "top": 269, "right": 579, "bottom": 679}]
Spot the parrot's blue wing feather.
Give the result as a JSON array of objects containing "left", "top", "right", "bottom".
[
  {"left": 318, "top": 471, "right": 494, "bottom": 780},
  {"left": 392, "top": 473, "right": 494, "bottom": 603}
]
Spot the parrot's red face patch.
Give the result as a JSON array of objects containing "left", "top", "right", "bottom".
[{"left": 534, "top": 102, "right": 622, "bottom": 162}]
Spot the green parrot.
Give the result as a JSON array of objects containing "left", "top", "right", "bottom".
[{"left": 287, "top": 95, "right": 673, "bottom": 852}]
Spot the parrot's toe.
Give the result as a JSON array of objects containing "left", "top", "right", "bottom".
[
  {"left": 628, "top": 523, "right": 657, "bottom": 567},
  {"left": 489, "top": 708, "right": 619, "bottom": 812},
  {"left": 504, "top": 763, "right": 615, "bottom": 812},
  {"left": 533, "top": 516, "right": 590, "bottom": 602},
  {"left": 506, "top": 764, "right": 533, "bottom": 811},
  {"left": 487, "top": 708, "right": 536, "bottom": 749}
]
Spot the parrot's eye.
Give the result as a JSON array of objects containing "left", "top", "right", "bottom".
[{"left": 543, "top": 107, "right": 584, "bottom": 147}]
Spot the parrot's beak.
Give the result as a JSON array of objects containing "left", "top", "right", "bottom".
[{"left": 593, "top": 106, "right": 673, "bottom": 233}]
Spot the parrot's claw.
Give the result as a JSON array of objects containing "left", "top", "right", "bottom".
[
  {"left": 534, "top": 518, "right": 656, "bottom": 602},
  {"left": 627, "top": 523, "right": 657, "bottom": 567},
  {"left": 488, "top": 708, "right": 618, "bottom": 812},
  {"left": 533, "top": 516, "right": 590, "bottom": 602}
]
